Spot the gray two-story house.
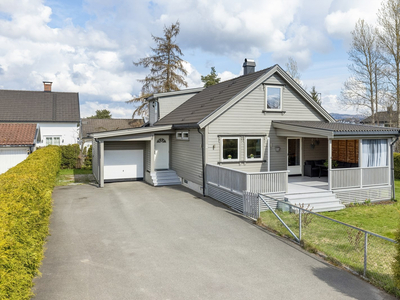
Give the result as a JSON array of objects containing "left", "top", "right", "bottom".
[{"left": 90, "top": 60, "right": 400, "bottom": 212}]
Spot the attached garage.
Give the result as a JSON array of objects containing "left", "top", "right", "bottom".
[{"left": 103, "top": 141, "right": 145, "bottom": 182}]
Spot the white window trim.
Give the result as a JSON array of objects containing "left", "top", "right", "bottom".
[
  {"left": 264, "top": 85, "right": 283, "bottom": 111},
  {"left": 176, "top": 131, "right": 189, "bottom": 140},
  {"left": 245, "top": 137, "right": 263, "bottom": 161},
  {"left": 44, "top": 136, "right": 62, "bottom": 145},
  {"left": 221, "top": 137, "right": 240, "bottom": 162}
]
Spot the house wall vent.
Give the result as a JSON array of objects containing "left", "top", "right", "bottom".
[
  {"left": 243, "top": 58, "right": 256, "bottom": 75},
  {"left": 43, "top": 81, "right": 52, "bottom": 92}
]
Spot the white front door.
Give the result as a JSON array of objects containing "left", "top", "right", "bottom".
[
  {"left": 287, "top": 138, "right": 302, "bottom": 175},
  {"left": 154, "top": 135, "right": 169, "bottom": 170}
]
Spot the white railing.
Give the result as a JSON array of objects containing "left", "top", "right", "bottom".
[
  {"left": 247, "top": 171, "right": 288, "bottom": 193},
  {"left": 206, "top": 164, "right": 288, "bottom": 194},
  {"left": 331, "top": 167, "right": 390, "bottom": 190}
]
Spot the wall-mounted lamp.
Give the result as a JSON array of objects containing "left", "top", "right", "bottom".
[{"left": 275, "top": 146, "right": 281, "bottom": 152}]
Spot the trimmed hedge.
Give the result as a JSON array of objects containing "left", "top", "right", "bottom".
[
  {"left": 395, "top": 153, "right": 400, "bottom": 180},
  {"left": 0, "top": 146, "right": 61, "bottom": 300}
]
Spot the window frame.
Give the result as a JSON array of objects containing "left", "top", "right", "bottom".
[
  {"left": 45, "top": 136, "right": 62, "bottom": 146},
  {"left": 182, "top": 132, "right": 189, "bottom": 140},
  {"left": 176, "top": 132, "right": 182, "bottom": 139},
  {"left": 264, "top": 85, "right": 283, "bottom": 111},
  {"left": 245, "top": 137, "right": 263, "bottom": 161},
  {"left": 220, "top": 137, "right": 240, "bottom": 162}
]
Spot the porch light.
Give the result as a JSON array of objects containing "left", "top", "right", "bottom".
[{"left": 275, "top": 146, "right": 281, "bottom": 152}]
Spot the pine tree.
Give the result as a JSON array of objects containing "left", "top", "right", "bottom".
[
  {"left": 309, "top": 86, "right": 321, "bottom": 105},
  {"left": 201, "top": 67, "right": 221, "bottom": 87},
  {"left": 127, "top": 21, "right": 188, "bottom": 117}
]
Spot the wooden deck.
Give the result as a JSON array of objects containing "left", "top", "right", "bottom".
[{"left": 287, "top": 176, "right": 328, "bottom": 195}]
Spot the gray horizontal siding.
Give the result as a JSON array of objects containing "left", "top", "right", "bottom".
[
  {"left": 333, "top": 186, "right": 391, "bottom": 204},
  {"left": 303, "top": 138, "right": 328, "bottom": 162},
  {"left": 207, "top": 73, "right": 326, "bottom": 173},
  {"left": 171, "top": 129, "right": 203, "bottom": 186},
  {"left": 104, "top": 141, "right": 146, "bottom": 150},
  {"left": 159, "top": 93, "right": 197, "bottom": 119},
  {"left": 208, "top": 184, "right": 243, "bottom": 212}
]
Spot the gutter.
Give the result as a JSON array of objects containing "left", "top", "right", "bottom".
[
  {"left": 197, "top": 128, "right": 206, "bottom": 197},
  {"left": 391, "top": 136, "right": 399, "bottom": 199}
]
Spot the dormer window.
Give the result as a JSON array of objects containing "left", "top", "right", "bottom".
[{"left": 265, "top": 86, "right": 282, "bottom": 111}]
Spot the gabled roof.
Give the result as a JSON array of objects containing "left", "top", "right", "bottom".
[
  {"left": 0, "top": 90, "right": 80, "bottom": 123},
  {"left": 0, "top": 123, "right": 38, "bottom": 146},
  {"left": 156, "top": 65, "right": 335, "bottom": 128},
  {"left": 81, "top": 118, "right": 144, "bottom": 138},
  {"left": 362, "top": 110, "right": 397, "bottom": 124},
  {"left": 273, "top": 121, "right": 400, "bottom": 138}
]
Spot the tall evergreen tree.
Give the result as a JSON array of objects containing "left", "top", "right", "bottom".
[
  {"left": 201, "top": 67, "right": 221, "bottom": 87},
  {"left": 127, "top": 21, "right": 188, "bottom": 117},
  {"left": 309, "top": 86, "right": 321, "bottom": 105}
]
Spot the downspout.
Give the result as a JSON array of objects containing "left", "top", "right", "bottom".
[
  {"left": 197, "top": 128, "right": 206, "bottom": 196},
  {"left": 391, "top": 136, "right": 399, "bottom": 199}
]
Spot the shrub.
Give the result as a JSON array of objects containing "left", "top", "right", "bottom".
[
  {"left": 83, "top": 145, "right": 92, "bottom": 170},
  {"left": 60, "top": 144, "right": 80, "bottom": 169},
  {"left": 394, "top": 208, "right": 400, "bottom": 290},
  {"left": 0, "top": 146, "right": 61, "bottom": 300}
]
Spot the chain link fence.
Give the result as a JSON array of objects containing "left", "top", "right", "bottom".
[{"left": 258, "top": 194, "right": 398, "bottom": 297}]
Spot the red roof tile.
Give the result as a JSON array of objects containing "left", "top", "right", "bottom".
[{"left": 0, "top": 123, "right": 37, "bottom": 145}]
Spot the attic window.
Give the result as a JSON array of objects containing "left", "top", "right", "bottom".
[{"left": 265, "top": 86, "right": 282, "bottom": 111}]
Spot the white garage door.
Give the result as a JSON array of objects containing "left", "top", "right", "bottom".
[
  {"left": 104, "top": 149, "right": 144, "bottom": 181},
  {"left": 0, "top": 148, "right": 29, "bottom": 174}
]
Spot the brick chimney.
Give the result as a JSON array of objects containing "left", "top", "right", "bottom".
[{"left": 43, "top": 81, "right": 52, "bottom": 92}]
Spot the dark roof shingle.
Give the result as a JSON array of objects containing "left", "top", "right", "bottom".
[
  {"left": 0, "top": 90, "right": 80, "bottom": 122},
  {"left": 273, "top": 121, "right": 400, "bottom": 133},
  {"left": 0, "top": 123, "right": 37, "bottom": 145},
  {"left": 81, "top": 118, "right": 144, "bottom": 137},
  {"left": 155, "top": 67, "right": 273, "bottom": 126}
]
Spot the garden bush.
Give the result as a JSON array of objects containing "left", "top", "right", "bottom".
[
  {"left": 394, "top": 153, "right": 400, "bottom": 179},
  {"left": 60, "top": 144, "right": 80, "bottom": 169},
  {"left": 83, "top": 145, "right": 92, "bottom": 170},
  {"left": 0, "top": 146, "right": 61, "bottom": 300}
]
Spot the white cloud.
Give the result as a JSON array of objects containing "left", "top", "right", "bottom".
[{"left": 80, "top": 101, "right": 135, "bottom": 118}]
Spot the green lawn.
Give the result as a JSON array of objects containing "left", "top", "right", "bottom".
[{"left": 58, "top": 168, "right": 93, "bottom": 175}]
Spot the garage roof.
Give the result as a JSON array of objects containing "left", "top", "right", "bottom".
[
  {"left": 0, "top": 123, "right": 38, "bottom": 146},
  {"left": 81, "top": 118, "right": 144, "bottom": 139}
]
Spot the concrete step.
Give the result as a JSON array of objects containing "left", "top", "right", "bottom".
[
  {"left": 284, "top": 191, "right": 345, "bottom": 212},
  {"left": 151, "top": 170, "right": 181, "bottom": 187}
]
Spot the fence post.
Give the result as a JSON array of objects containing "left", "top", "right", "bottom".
[
  {"left": 299, "top": 210, "right": 302, "bottom": 242},
  {"left": 364, "top": 232, "right": 368, "bottom": 277}
]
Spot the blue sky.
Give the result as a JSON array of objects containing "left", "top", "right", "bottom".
[{"left": 0, "top": 0, "right": 384, "bottom": 118}]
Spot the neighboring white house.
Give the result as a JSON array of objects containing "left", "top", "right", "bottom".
[
  {"left": 0, "top": 123, "right": 39, "bottom": 174},
  {"left": 0, "top": 82, "right": 80, "bottom": 147}
]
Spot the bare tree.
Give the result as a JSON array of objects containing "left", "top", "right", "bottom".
[
  {"left": 340, "top": 19, "right": 384, "bottom": 124},
  {"left": 127, "top": 21, "right": 188, "bottom": 118},
  {"left": 375, "top": 0, "right": 400, "bottom": 126},
  {"left": 285, "top": 57, "right": 302, "bottom": 85}
]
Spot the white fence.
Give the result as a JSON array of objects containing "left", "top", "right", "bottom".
[{"left": 330, "top": 167, "right": 390, "bottom": 190}]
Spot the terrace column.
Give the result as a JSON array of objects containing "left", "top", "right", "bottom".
[
  {"left": 328, "top": 139, "right": 332, "bottom": 191},
  {"left": 150, "top": 135, "right": 155, "bottom": 173},
  {"left": 99, "top": 140, "right": 104, "bottom": 188}
]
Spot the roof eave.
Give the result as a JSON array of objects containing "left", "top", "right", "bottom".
[{"left": 89, "top": 125, "right": 173, "bottom": 138}]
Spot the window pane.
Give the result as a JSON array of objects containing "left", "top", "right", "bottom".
[
  {"left": 247, "top": 139, "right": 261, "bottom": 159},
  {"left": 46, "top": 137, "right": 53, "bottom": 145},
  {"left": 53, "top": 137, "right": 61, "bottom": 146},
  {"left": 267, "top": 87, "right": 281, "bottom": 109},
  {"left": 361, "top": 139, "right": 388, "bottom": 167},
  {"left": 223, "top": 139, "right": 238, "bottom": 160}
]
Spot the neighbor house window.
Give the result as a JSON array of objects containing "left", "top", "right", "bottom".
[
  {"left": 361, "top": 139, "right": 388, "bottom": 167},
  {"left": 265, "top": 86, "right": 282, "bottom": 110},
  {"left": 246, "top": 138, "right": 262, "bottom": 160},
  {"left": 45, "top": 136, "right": 61, "bottom": 146},
  {"left": 221, "top": 138, "right": 239, "bottom": 161}
]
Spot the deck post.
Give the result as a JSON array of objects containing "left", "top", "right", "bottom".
[
  {"left": 359, "top": 139, "right": 363, "bottom": 188},
  {"left": 99, "top": 140, "right": 104, "bottom": 188},
  {"left": 328, "top": 139, "right": 332, "bottom": 191},
  {"left": 150, "top": 135, "right": 155, "bottom": 173}
]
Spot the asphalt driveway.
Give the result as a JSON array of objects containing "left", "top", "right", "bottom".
[{"left": 33, "top": 182, "right": 394, "bottom": 300}]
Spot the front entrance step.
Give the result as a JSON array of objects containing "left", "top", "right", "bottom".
[
  {"left": 151, "top": 170, "right": 181, "bottom": 186},
  {"left": 284, "top": 191, "right": 345, "bottom": 212}
]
